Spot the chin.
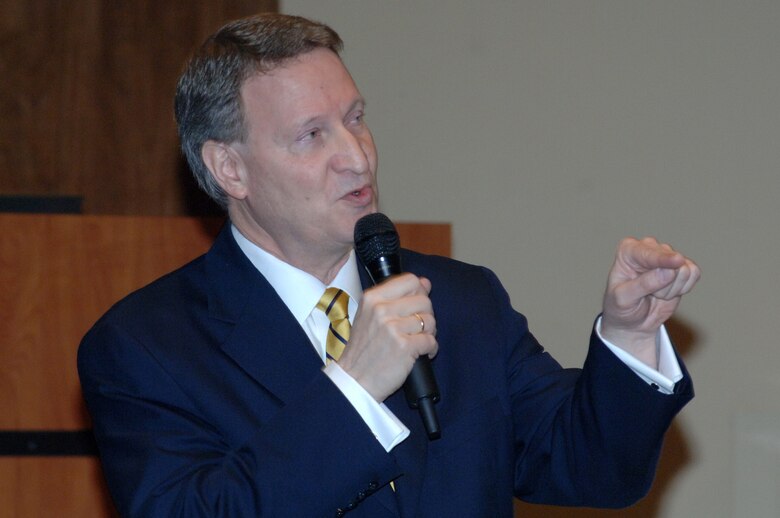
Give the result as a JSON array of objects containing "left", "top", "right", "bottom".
[{"left": 352, "top": 205, "right": 376, "bottom": 221}]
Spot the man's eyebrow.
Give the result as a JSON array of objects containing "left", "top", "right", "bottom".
[
  {"left": 291, "top": 97, "right": 367, "bottom": 130},
  {"left": 348, "top": 97, "right": 367, "bottom": 111},
  {"left": 295, "top": 114, "right": 324, "bottom": 129}
]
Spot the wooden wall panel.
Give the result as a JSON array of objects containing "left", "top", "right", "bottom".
[
  {"left": 0, "top": 0, "right": 277, "bottom": 216},
  {"left": 0, "top": 214, "right": 223, "bottom": 429},
  {"left": 0, "top": 214, "right": 225, "bottom": 516},
  {"left": 0, "top": 458, "right": 118, "bottom": 518},
  {"left": 396, "top": 222, "right": 451, "bottom": 258}
]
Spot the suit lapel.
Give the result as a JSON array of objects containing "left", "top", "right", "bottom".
[{"left": 205, "top": 225, "right": 325, "bottom": 404}]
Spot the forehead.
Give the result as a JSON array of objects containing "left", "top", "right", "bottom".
[{"left": 240, "top": 48, "right": 362, "bottom": 132}]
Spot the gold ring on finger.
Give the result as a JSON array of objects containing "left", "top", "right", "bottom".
[{"left": 414, "top": 313, "right": 425, "bottom": 333}]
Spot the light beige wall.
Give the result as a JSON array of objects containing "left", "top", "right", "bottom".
[{"left": 284, "top": 2, "right": 780, "bottom": 516}]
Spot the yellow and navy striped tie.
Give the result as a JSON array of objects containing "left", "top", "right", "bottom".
[{"left": 316, "top": 288, "right": 350, "bottom": 363}]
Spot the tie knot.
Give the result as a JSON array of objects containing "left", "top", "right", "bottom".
[{"left": 316, "top": 288, "right": 349, "bottom": 323}]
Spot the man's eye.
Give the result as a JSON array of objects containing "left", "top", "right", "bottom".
[{"left": 300, "top": 129, "right": 320, "bottom": 141}]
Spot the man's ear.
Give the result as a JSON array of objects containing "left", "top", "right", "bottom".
[{"left": 201, "top": 140, "right": 248, "bottom": 200}]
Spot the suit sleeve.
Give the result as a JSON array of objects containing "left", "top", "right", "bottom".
[
  {"left": 476, "top": 267, "right": 694, "bottom": 508},
  {"left": 78, "top": 320, "right": 400, "bottom": 518}
]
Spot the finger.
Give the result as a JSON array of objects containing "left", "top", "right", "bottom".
[
  {"left": 383, "top": 292, "right": 433, "bottom": 315},
  {"left": 408, "top": 313, "right": 426, "bottom": 335},
  {"left": 681, "top": 260, "right": 701, "bottom": 293},
  {"left": 634, "top": 247, "right": 685, "bottom": 272},
  {"left": 364, "top": 273, "right": 429, "bottom": 302},
  {"left": 653, "top": 261, "right": 701, "bottom": 300},
  {"left": 614, "top": 267, "right": 676, "bottom": 305},
  {"left": 407, "top": 332, "right": 439, "bottom": 359},
  {"left": 366, "top": 293, "right": 433, "bottom": 334},
  {"left": 406, "top": 312, "right": 436, "bottom": 336},
  {"left": 621, "top": 237, "right": 686, "bottom": 273},
  {"left": 651, "top": 269, "right": 684, "bottom": 300}
]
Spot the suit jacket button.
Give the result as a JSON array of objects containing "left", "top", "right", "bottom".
[{"left": 368, "top": 481, "right": 378, "bottom": 491}]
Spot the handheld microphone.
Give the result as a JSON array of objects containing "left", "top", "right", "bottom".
[{"left": 354, "top": 213, "right": 441, "bottom": 440}]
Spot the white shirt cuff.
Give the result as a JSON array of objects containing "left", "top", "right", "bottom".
[
  {"left": 595, "top": 317, "right": 683, "bottom": 394},
  {"left": 323, "top": 363, "right": 410, "bottom": 451}
]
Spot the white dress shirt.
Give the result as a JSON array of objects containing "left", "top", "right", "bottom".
[{"left": 231, "top": 225, "right": 683, "bottom": 453}]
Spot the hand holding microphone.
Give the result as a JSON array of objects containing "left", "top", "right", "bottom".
[{"left": 336, "top": 213, "right": 442, "bottom": 439}]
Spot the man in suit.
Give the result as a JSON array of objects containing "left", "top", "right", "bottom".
[{"left": 78, "top": 13, "right": 700, "bottom": 517}]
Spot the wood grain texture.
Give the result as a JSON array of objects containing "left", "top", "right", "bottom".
[
  {"left": 0, "top": 214, "right": 222, "bottom": 430},
  {"left": 0, "top": 213, "right": 449, "bottom": 516},
  {"left": 0, "top": 458, "right": 118, "bottom": 518},
  {"left": 0, "top": 214, "right": 221, "bottom": 517},
  {"left": 0, "top": 0, "right": 276, "bottom": 215},
  {"left": 396, "top": 222, "right": 452, "bottom": 258}
]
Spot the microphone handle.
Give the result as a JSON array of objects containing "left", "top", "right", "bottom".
[{"left": 403, "top": 355, "right": 441, "bottom": 439}]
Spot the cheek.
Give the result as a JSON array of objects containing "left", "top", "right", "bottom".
[{"left": 271, "top": 158, "right": 321, "bottom": 196}]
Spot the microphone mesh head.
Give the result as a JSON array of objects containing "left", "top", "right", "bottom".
[{"left": 354, "top": 213, "right": 400, "bottom": 264}]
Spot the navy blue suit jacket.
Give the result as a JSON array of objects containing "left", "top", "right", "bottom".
[{"left": 78, "top": 225, "right": 693, "bottom": 517}]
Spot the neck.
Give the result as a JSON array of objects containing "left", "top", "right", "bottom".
[
  {"left": 294, "top": 248, "right": 352, "bottom": 285},
  {"left": 230, "top": 218, "right": 351, "bottom": 284}
]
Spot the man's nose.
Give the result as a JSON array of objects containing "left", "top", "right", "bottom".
[{"left": 331, "top": 127, "right": 371, "bottom": 175}]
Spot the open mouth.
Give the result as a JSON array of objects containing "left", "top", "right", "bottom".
[{"left": 343, "top": 186, "right": 373, "bottom": 206}]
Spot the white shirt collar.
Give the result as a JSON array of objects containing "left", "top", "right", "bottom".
[{"left": 231, "top": 225, "right": 363, "bottom": 325}]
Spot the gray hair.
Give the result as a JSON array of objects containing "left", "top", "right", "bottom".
[{"left": 174, "top": 13, "right": 343, "bottom": 208}]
